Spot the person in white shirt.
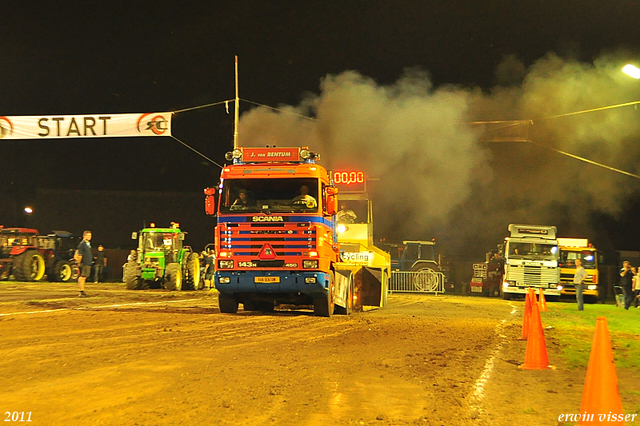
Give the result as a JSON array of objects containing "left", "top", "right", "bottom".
[{"left": 573, "top": 258, "right": 587, "bottom": 311}]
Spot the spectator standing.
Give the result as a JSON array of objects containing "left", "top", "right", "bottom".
[
  {"left": 573, "top": 258, "right": 587, "bottom": 311},
  {"left": 93, "top": 245, "right": 107, "bottom": 283},
  {"left": 204, "top": 248, "right": 215, "bottom": 289},
  {"left": 619, "top": 260, "right": 635, "bottom": 310},
  {"left": 633, "top": 267, "right": 640, "bottom": 308},
  {"left": 75, "top": 230, "right": 93, "bottom": 297}
]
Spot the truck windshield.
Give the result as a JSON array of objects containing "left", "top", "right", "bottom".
[
  {"left": 558, "top": 250, "right": 597, "bottom": 269},
  {"left": 507, "top": 242, "right": 558, "bottom": 259},
  {"left": 220, "top": 178, "right": 320, "bottom": 213}
]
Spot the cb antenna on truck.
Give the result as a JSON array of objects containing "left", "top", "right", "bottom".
[{"left": 233, "top": 55, "right": 240, "bottom": 149}]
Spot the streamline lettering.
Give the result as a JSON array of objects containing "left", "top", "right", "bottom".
[{"left": 252, "top": 216, "right": 284, "bottom": 222}]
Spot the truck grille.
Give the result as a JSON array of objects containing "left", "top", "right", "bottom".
[{"left": 511, "top": 265, "right": 559, "bottom": 287}]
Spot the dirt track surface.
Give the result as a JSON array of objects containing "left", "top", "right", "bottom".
[{"left": 1, "top": 282, "right": 639, "bottom": 425}]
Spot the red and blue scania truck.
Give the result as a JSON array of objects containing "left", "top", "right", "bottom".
[{"left": 204, "top": 146, "right": 388, "bottom": 317}]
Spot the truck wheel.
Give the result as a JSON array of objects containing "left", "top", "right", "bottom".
[
  {"left": 13, "top": 250, "right": 46, "bottom": 282},
  {"left": 219, "top": 293, "right": 239, "bottom": 313},
  {"left": 49, "top": 260, "right": 73, "bottom": 282},
  {"left": 124, "top": 261, "right": 143, "bottom": 290},
  {"left": 314, "top": 280, "right": 335, "bottom": 317},
  {"left": 164, "top": 263, "right": 182, "bottom": 291},
  {"left": 184, "top": 252, "right": 201, "bottom": 291},
  {"left": 585, "top": 295, "right": 598, "bottom": 304}
]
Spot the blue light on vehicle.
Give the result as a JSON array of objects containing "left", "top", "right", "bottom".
[
  {"left": 585, "top": 255, "right": 594, "bottom": 261},
  {"left": 551, "top": 246, "right": 558, "bottom": 254}
]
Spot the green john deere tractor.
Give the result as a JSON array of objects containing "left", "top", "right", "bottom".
[{"left": 124, "top": 223, "right": 201, "bottom": 291}]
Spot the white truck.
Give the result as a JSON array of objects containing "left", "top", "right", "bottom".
[{"left": 500, "top": 224, "right": 560, "bottom": 300}]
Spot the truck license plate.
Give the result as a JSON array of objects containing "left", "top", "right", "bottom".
[{"left": 255, "top": 276, "right": 280, "bottom": 283}]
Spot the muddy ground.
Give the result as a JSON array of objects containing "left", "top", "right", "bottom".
[{"left": 1, "top": 282, "right": 638, "bottom": 426}]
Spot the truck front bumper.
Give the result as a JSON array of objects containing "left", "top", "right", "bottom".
[
  {"left": 558, "top": 283, "right": 599, "bottom": 297},
  {"left": 502, "top": 284, "right": 561, "bottom": 296},
  {"left": 214, "top": 270, "right": 331, "bottom": 297}
]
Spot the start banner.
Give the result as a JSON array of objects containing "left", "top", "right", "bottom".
[{"left": 0, "top": 112, "right": 172, "bottom": 139}]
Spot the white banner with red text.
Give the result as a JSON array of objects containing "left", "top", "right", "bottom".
[{"left": 0, "top": 113, "right": 172, "bottom": 139}]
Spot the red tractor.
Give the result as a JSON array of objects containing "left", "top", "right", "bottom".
[{"left": 0, "top": 227, "right": 47, "bottom": 281}]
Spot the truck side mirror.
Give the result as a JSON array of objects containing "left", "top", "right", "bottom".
[
  {"left": 204, "top": 187, "right": 217, "bottom": 216},
  {"left": 325, "top": 186, "right": 339, "bottom": 215},
  {"left": 131, "top": 232, "right": 137, "bottom": 240},
  {"left": 326, "top": 194, "right": 339, "bottom": 215},
  {"left": 205, "top": 195, "right": 216, "bottom": 215}
]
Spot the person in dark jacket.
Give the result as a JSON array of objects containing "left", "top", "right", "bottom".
[
  {"left": 75, "top": 230, "right": 93, "bottom": 297},
  {"left": 620, "top": 260, "right": 635, "bottom": 310},
  {"left": 93, "top": 245, "right": 107, "bottom": 283}
]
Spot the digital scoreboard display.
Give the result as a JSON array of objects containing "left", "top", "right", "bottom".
[{"left": 332, "top": 171, "right": 366, "bottom": 192}]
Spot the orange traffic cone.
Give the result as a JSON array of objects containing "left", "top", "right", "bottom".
[
  {"left": 578, "top": 316, "right": 623, "bottom": 425},
  {"left": 519, "top": 302, "right": 555, "bottom": 370},
  {"left": 538, "top": 287, "right": 548, "bottom": 312},
  {"left": 519, "top": 288, "right": 533, "bottom": 340}
]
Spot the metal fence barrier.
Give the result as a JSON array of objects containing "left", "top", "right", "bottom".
[{"left": 389, "top": 270, "right": 446, "bottom": 294}]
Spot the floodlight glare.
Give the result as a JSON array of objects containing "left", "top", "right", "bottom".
[{"left": 622, "top": 64, "right": 640, "bottom": 79}]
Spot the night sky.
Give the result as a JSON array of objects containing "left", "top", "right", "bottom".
[{"left": 2, "top": 2, "right": 640, "bottom": 257}]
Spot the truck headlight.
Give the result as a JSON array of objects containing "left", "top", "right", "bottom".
[
  {"left": 218, "top": 260, "right": 234, "bottom": 269},
  {"left": 305, "top": 277, "right": 317, "bottom": 284},
  {"left": 557, "top": 285, "right": 564, "bottom": 291},
  {"left": 303, "top": 260, "right": 318, "bottom": 269},
  {"left": 588, "top": 285, "right": 597, "bottom": 290},
  {"left": 502, "top": 281, "right": 510, "bottom": 288},
  {"left": 219, "top": 277, "right": 231, "bottom": 284}
]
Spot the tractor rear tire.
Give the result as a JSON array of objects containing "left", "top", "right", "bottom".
[
  {"left": 184, "top": 252, "right": 201, "bottom": 291},
  {"left": 49, "top": 260, "right": 73, "bottom": 282},
  {"left": 412, "top": 267, "right": 437, "bottom": 292},
  {"left": 124, "top": 261, "right": 143, "bottom": 290},
  {"left": 164, "top": 263, "right": 182, "bottom": 291},
  {"left": 13, "top": 250, "right": 46, "bottom": 282},
  {"left": 219, "top": 293, "right": 239, "bottom": 313}
]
